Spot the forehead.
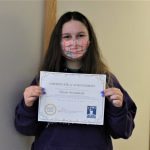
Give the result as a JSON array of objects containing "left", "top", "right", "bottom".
[{"left": 62, "top": 20, "right": 88, "bottom": 34}]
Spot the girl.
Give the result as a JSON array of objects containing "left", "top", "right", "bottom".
[{"left": 15, "top": 11, "right": 137, "bottom": 150}]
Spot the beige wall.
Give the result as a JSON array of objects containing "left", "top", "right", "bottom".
[
  {"left": 0, "top": 1, "right": 44, "bottom": 149},
  {"left": 0, "top": 1, "right": 149, "bottom": 149},
  {"left": 58, "top": 1, "right": 150, "bottom": 150}
]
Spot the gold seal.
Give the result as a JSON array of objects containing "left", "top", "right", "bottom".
[{"left": 44, "top": 104, "right": 56, "bottom": 115}]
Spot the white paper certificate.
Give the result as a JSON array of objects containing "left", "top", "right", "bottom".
[{"left": 38, "top": 71, "right": 106, "bottom": 125}]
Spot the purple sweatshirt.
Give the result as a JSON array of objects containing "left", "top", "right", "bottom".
[{"left": 14, "top": 70, "right": 136, "bottom": 150}]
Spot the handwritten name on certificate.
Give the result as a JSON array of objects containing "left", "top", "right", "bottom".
[{"left": 38, "top": 71, "right": 106, "bottom": 125}]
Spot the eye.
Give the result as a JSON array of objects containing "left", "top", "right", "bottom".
[
  {"left": 62, "top": 35, "right": 71, "bottom": 40},
  {"left": 77, "top": 34, "right": 86, "bottom": 38}
]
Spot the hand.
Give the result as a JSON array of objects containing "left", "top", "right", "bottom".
[
  {"left": 24, "top": 86, "right": 45, "bottom": 107},
  {"left": 104, "top": 88, "right": 123, "bottom": 107}
]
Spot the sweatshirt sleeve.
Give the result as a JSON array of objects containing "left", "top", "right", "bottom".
[
  {"left": 14, "top": 79, "right": 46, "bottom": 136},
  {"left": 105, "top": 75, "right": 137, "bottom": 139}
]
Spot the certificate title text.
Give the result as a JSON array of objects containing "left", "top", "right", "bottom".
[{"left": 49, "top": 82, "right": 95, "bottom": 87}]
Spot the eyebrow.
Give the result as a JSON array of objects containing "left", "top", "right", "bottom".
[{"left": 62, "top": 32, "right": 87, "bottom": 35}]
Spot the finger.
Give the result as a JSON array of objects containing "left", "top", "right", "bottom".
[
  {"left": 104, "top": 88, "right": 122, "bottom": 97},
  {"left": 112, "top": 100, "right": 123, "bottom": 107},
  {"left": 32, "top": 87, "right": 46, "bottom": 95},
  {"left": 26, "top": 96, "right": 38, "bottom": 102},
  {"left": 24, "top": 91, "right": 40, "bottom": 99},
  {"left": 24, "top": 97, "right": 38, "bottom": 107},
  {"left": 24, "top": 87, "right": 43, "bottom": 98},
  {"left": 104, "top": 88, "right": 120, "bottom": 96},
  {"left": 109, "top": 94, "right": 123, "bottom": 102},
  {"left": 25, "top": 86, "right": 43, "bottom": 93},
  {"left": 30, "top": 89, "right": 43, "bottom": 97}
]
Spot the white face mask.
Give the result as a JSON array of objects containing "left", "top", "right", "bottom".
[
  {"left": 61, "top": 20, "right": 90, "bottom": 60},
  {"left": 61, "top": 38, "right": 90, "bottom": 60}
]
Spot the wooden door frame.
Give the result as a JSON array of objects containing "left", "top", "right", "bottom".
[{"left": 43, "top": 0, "right": 57, "bottom": 54}]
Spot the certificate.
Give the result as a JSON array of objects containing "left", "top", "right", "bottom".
[{"left": 38, "top": 71, "right": 106, "bottom": 125}]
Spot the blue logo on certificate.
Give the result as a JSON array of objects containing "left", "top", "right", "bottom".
[{"left": 87, "top": 106, "right": 96, "bottom": 118}]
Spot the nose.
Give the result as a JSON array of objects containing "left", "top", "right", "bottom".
[
  {"left": 71, "top": 39, "right": 78, "bottom": 47},
  {"left": 73, "top": 39, "right": 77, "bottom": 46}
]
